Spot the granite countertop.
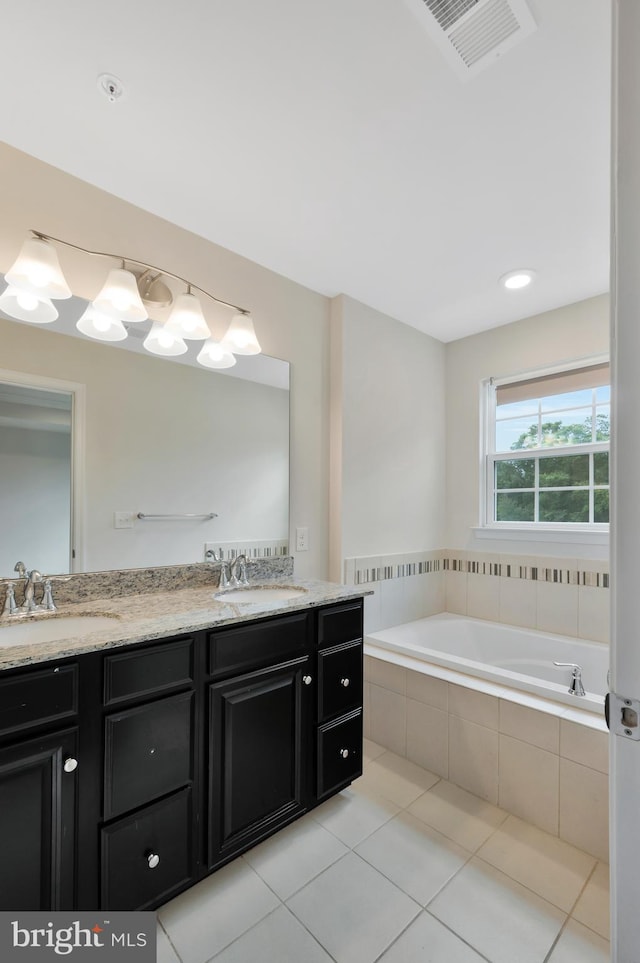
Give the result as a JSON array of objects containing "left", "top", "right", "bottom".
[{"left": 0, "top": 577, "right": 371, "bottom": 671}]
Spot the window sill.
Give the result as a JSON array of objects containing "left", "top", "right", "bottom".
[{"left": 472, "top": 526, "right": 609, "bottom": 546}]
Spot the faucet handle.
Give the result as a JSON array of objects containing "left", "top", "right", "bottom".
[
  {"left": 41, "top": 580, "right": 57, "bottom": 612},
  {"left": 2, "top": 582, "right": 19, "bottom": 616},
  {"left": 13, "top": 561, "right": 27, "bottom": 578}
]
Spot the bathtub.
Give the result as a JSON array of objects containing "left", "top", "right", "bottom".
[{"left": 365, "top": 613, "right": 608, "bottom": 715}]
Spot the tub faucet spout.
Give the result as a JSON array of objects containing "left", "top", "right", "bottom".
[{"left": 553, "top": 661, "right": 585, "bottom": 697}]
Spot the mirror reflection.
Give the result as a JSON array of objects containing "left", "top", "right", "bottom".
[{"left": 0, "top": 288, "right": 290, "bottom": 578}]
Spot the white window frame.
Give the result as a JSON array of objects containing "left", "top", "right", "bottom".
[{"left": 479, "top": 355, "right": 610, "bottom": 542}]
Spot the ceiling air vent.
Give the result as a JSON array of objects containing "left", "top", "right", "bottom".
[{"left": 405, "top": 0, "right": 537, "bottom": 80}]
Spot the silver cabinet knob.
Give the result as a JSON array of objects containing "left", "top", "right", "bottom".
[
  {"left": 147, "top": 853, "right": 160, "bottom": 869},
  {"left": 339, "top": 748, "right": 349, "bottom": 759},
  {"left": 63, "top": 757, "right": 78, "bottom": 773},
  {"left": 340, "top": 678, "right": 350, "bottom": 687},
  {"left": 303, "top": 675, "right": 313, "bottom": 685}
]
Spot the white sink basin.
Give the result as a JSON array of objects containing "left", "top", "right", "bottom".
[
  {"left": 0, "top": 615, "right": 117, "bottom": 647},
  {"left": 215, "top": 586, "right": 307, "bottom": 603}
]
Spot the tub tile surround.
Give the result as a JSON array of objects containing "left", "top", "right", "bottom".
[
  {"left": 364, "top": 655, "right": 610, "bottom": 861},
  {"left": 348, "top": 549, "right": 609, "bottom": 643}
]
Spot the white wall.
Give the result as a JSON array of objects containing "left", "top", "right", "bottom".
[
  {"left": 445, "top": 294, "right": 610, "bottom": 558},
  {"left": 330, "top": 294, "right": 446, "bottom": 568},
  {"left": 0, "top": 143, "right": 328, "bottom": 578}
]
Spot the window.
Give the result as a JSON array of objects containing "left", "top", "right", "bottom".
[{"left": 483, "top": 361, "right": 610, "bottom": 530}]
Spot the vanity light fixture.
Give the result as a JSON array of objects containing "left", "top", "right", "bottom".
[
  {"left": 76, "top": 304, "right": 128, "bottom": 342},
  {"left": 196, "top": 339, "right": 237, "bottom": 369},
  {"left": 144, "top": 321, "right": 188, "bottom": 357},
  {"left": 500, "top": 269, "right": 536, "bottom": 290},
  {"left": 0, "top": 230, "right": 261, "bottom": 365},
  {"left": 0, "top": 285, "right": 59, "bottom": 324}
]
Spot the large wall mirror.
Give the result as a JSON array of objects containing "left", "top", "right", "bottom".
[{"left": 0, "top": 288, "right": 290, "bottom": 578}]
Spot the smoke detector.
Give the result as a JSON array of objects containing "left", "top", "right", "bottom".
[{"left": 404, "top": 0, "right": 537, "bottom": 80}]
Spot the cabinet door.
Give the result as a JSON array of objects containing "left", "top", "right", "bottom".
[
  {"left": 0, "top": 728, "right": 78, "bottom": 911},
  {"left": 208, "top": 656, "right": 311, "bottom": 866}
]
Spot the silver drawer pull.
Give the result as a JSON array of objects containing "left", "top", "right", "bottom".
[
  {"left": 63, "top": 757, "right": 78, "bottom": 773},
  {"left": 340, "top": 678, "right": 350, "bottom": 687},
  {"left": 147, "top": 853, "right": 160, "bottom": 869},
  {"left": 303, "top": 675, "right": 313, "bottom": 685},
  {"left": 339, "top": 748, "right": 349, "bottom": 759}
]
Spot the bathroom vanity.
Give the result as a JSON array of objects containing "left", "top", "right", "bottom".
[{"left": 0, "top": 577, "right": 365, "bottom": 912}]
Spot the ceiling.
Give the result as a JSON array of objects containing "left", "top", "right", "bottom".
[{"left": 0, "top": 0, "right": 611, "bottom": 342}]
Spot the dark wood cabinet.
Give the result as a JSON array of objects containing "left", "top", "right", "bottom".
[
  {"left": 0, "top": 596, "right": 364, "bottom": 912},
  {"left": 0, "top": 726, "right": 78, "bottom": 910},
  {"left": 208, "top": 655, "right": 311, "bottom": 866}
]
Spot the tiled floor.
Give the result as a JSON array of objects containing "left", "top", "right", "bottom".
[{"left": 157, "top": 740, "right": 610, "bottom": 963}]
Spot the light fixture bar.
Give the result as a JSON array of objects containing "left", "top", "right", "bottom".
[{"left": 29, "top": 230, "right": 252, "bottom": 316}]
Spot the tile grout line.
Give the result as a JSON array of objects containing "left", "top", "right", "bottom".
[
  {"left": 157, "top": 918, "right": 184, "bottom": 963},
  {"left": 539, "top": 861, "right": 603, "bottom": 963}
]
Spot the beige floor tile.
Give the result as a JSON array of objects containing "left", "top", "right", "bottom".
[
  {"left": 243, "top": 814, "right": 348, "bottom": 899},
  {"left": 286, "top": 852, "right": 420, "bottom": 963},
  {"left": 355, "top": 811, "right": 471, "bottom": 905},
  {"left": 311, "top": 785, "right": 400, "bottom": 848},
  {"left": 157, "top": 925, "right": 180, "bottom": 963},
  {"left": 377, "top": 910, "right": 486, "bottom": 962},
  {"left": 355, "top": 750, "right": 440, "bottom": 808},
  {"left": 572, "top": 862, "right": 610, "bottom": 939},
  {"left": 210, "top": 905, "right": 333, "bottom": 963},
  {"left": 157, "top": 858, "right": 279, "bottom": 963},
  {"left": 428, "top": 857, "right": 566, "bottom": 963},
  {"left": 407, "top": 779, "right": 507, "bottom": 852},
  {"left": 476, "top": 815, "right": 596, "bottom": 911},
  {"left": 547, "top": 919, "right": 610, "bottom": 962}
]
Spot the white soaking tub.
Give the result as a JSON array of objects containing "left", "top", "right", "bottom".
[{"left": 366, "top": 613, "right": 608, "bottom": 715}]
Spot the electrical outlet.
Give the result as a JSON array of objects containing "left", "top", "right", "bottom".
[
  {"left": 296, "top": 527, "right": 309, "bottom": 552},
  {"left": 114, "top": 511, "right": 134, "bottom": 529}
]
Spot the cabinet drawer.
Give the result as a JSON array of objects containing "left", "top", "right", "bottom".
[
  {"left": 101, "top": 788, "right": 193, "bottom": 910},
  {"left": 318, "top": 641, "right": 363, "bottom": 721},
  {"left": 317, "top": 603, "right": 362, "bottom": 648},
  {"left": 104, "top": 691, "right": 193, "bottom": 819},
  {"left": 104, "top": 637, "right": 194, "bottom": 706},
  {"left": 209, "top": 612, "right": 310, "bottom": 677},
  {"left": 0, "top": 664, "right": 78, "bottom": 738},
  {"left": 317, "top": 709, "right": 362, "bottom": 799}
]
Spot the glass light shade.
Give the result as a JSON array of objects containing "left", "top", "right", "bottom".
[
  {"left": 143, "top": 321, "right": 188, "bottom": 356},
  {"left": 5, "top": 237, "right": 72, "bottom": 300},
  {"left": 196, "top": 339, "right": 237, "bottom": 369},
  {"left": 0, "top": 285, "right": 58, "bottom": 323},
  {"left": 222, "top": 312, "right": 261, "bottom": 355},
  {"left": 92, "top": 268, "right": 148, "bottom": 322},
  {"left": 76, "top": 304, "right": 128, "bottom": 341},
  {"left": 500, "top": 269, "right": 536, "bottom": 290},
  {"left": 166, "top": 292, "right": 211, "bottom": 340}
]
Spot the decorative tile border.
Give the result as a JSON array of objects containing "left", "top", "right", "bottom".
[
  {"left": 204, "top": 540, "right": 289, "bottom": 561},
  {"left": 346, "top": 550, "right": 609, "bottom": 589},
  {"left": 444, "top": 556, "right": 609, "bottom": 588}
]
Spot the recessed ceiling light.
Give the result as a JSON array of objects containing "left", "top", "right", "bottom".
[{"left": 500, "top": 269, "right": 536, "bottom": 290}]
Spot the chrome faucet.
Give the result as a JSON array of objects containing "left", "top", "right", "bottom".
[
  {"left": 553, "top": 661, "right": 586, "bottom": 696},
  {"left": 206, "top": 549, "right": 231, "bottom": 589},
  {"left": 1, "top": 562, "right": 66, "bottom": 619},
  {"left": 230, "top": 554, "right": 249, "bottom": 587},
  {"left": 23, "top": 569, "right": 43, "bottom": 612}
]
